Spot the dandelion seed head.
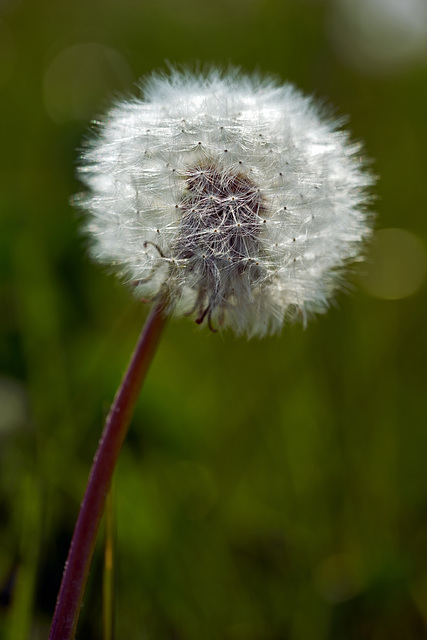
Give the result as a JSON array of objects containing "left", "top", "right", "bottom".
[{"left": 77, "top": 67, "right": 374, "bottom": 337}]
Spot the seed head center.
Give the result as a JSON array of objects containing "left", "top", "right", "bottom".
[{"left": 177, "top": 164, "right": 264, "bottom": 263}]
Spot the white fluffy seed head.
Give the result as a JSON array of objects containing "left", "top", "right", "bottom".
[{"left": 77, "top": 67, "right": 374, "bottom": 338}]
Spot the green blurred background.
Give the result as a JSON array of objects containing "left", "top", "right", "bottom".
[{"left": 1, "top": 0, "right": 427, "bottom": 638}]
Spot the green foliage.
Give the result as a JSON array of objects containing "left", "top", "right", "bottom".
[{"left": 1, "top": 0, "right": 427, "bottom": 638}]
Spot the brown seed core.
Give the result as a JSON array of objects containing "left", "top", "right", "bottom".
[
  {"left": 170, "top": 164, "right": 266, "bottom": 330},
  {"left": 174, "top": 164, "right": 265, "bottom": 267}
]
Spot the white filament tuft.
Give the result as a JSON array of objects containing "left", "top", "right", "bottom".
[{"left": 77, "top": 67, "right": 374, "bottom": 337}]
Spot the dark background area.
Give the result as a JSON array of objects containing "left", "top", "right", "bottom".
[{"left": 1, "top": 0, "right": 427, "bottom": 638}]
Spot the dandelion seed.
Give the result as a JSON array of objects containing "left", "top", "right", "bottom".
[{"left": 77, "top": 67, "right": 374, "bottom": 337}]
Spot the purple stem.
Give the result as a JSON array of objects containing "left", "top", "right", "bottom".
[{"left": 49, "top": 297, "right": 168, "bottom": 640}]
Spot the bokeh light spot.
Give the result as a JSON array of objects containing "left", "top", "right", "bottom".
[
  {"left": 329, "top": 0, "right": 427, "bottom": 74},
  {"left": 43, "top": 43, "right": 133, "bottom": 123},
  {"left": 0, "top": 377, "right": 28, "bottom": 437},
  {"left": 363, "top": 228, "right": 427, "bottom": 300}
]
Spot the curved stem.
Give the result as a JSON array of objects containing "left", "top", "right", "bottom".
[{"left": 49, "top": 297, "right": 168, "bottom": 640}]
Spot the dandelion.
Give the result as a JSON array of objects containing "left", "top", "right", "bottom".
[
  {"left": 50, "top": 68, "right": 375, "bottom": 640},
  {"left": 78, "top": 68, "right": 373, "bottom": 337}
]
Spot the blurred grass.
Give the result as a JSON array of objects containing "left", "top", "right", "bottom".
[
  {"left": 103, "top": 489, "right": 115, "bottom": 640},
  {"left": 1, "top": 0, "right": 427, "bottom": 638}
]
